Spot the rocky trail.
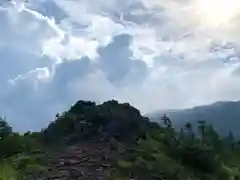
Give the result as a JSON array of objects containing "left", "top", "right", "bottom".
[{"left": 38, "top": 141, "right": 112, "bottom": 180}]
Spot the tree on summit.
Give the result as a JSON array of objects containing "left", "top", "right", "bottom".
[
  {"left": 161, "top": 114, "right": 172, "bottom": 128},
  {"left": 0, "top": 117, "right": 12, "bottom": 138}
]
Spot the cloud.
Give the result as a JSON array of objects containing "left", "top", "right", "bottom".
[
  {"left": 1, "top": 0, "right": 240, "bottom": 131},
  {"left": 97, "top": 34, "right": 148, "bottom": 85}
]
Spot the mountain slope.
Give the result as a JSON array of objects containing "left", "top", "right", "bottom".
[
  {"left": 38, "top": 100, "right": 235, "bottom": 180},
  {"left": 2, "top": 99, "right": 240, "bottom": 180},
  {"left": 148, "top": 101, "right": 240, "bottom": 136}
]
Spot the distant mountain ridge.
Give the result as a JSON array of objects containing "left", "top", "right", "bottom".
[{"left": 148, "top": 100, "right": 240, "bottom": 137}]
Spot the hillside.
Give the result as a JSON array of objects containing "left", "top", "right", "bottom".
[
  {"left": 148, "top": 101, "right": 240, "bottom": 136},
  {"left": 0, "top": 100, "right": 240, "bottom": 180}
]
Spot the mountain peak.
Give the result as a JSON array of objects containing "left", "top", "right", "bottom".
[{"left": 43, "top": 100, "right": 149, "bottom": 144}]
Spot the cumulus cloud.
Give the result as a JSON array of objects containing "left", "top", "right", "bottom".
[{"left": 1, "top": 0, "right": 240, "bottom": 131}]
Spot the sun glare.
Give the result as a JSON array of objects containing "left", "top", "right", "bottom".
[{"left": 195, "top": 0, "right": 240, "bottom": 26}]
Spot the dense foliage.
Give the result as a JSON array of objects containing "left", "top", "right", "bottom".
[{"left": 1, "top": 100, "right": 240, "bottom": 180}]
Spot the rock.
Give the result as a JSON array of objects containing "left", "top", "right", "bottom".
[{"left": 38, "top": 142, "right": 111, "bottom": 180}]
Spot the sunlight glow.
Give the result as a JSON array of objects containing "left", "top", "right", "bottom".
[{"left": 195, "top": 0, "right": 240, "bottom": 26}]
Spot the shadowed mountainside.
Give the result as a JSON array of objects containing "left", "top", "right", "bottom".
[{"left": 148, "top": 101, "right": 240, "bottom": 136}]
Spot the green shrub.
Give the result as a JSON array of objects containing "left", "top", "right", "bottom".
[{"left": 0, "top": 163, "right": 20, "bottom": 180}]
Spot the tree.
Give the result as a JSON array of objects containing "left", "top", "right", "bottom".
[
  {"left": 184, "top": 122, "right": 195, "bottom": 145},
  {"left": 225, "top": 131, "right": 235, "bottom": 149},
  {"left": 197, "top": 120, "right": 206, "bottom": 147},
  {"left": 185, "top": 122, "right": 192, "bottom": 133},
  {"left": 204, "top": 125, "right": 221, "bottom": 149},
  {"left": 0, "top": 117, "right": 12, "bottom": 138},
  {"left": 161, "top": 114, "right": 172, "bottom": 128}
]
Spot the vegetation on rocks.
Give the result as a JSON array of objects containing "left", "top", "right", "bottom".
[{"left": 0, "top": 100, "right": 240, "bottom": 180}]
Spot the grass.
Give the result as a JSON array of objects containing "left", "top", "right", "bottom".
[
  {"left": 0, "top": 152, "right": 48, "bottom": 180},
  {"left": 0, "top": 163, "right": 19, "bottom": 180}
]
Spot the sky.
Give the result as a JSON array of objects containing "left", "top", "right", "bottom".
[{"left": 1, "top": 0, "right": 240, "bottom": 131}]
